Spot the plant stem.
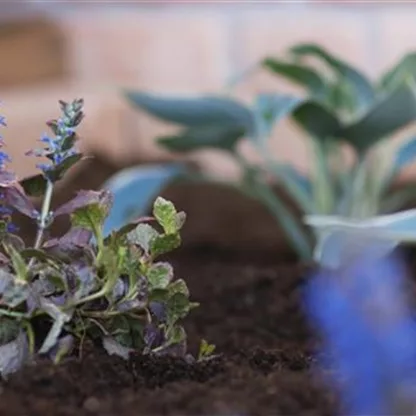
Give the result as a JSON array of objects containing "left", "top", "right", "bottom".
[{"left": 34, "top": 180, "right": 54, "bottom": 250}]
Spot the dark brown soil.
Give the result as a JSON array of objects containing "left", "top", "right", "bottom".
[
  {"left": 0, "top": 154, "right": 371, "bottom": 415},
  {"left": 0, "top": 245, "right": 336, "bottom": 416}
]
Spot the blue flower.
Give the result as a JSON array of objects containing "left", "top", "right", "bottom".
[
  {"left": 304, "top": 252, "right": 416, "bottom": 415},
  {"left": 30, "top": 99, "right": 83, "bottom": 177},
  {"left": 6, "top": 222, "right": 18, "bottom": 233}
]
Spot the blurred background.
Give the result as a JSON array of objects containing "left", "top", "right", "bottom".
[{"left": 1, "top": 1, "right": 416, "bottom": 183}]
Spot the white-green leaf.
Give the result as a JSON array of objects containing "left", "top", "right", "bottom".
[
  {"left": 128, "top": 223, "right": 159, "bottom": 254},
  {"left": 305, "top": 209, "right": 416, "bottom": 268}
]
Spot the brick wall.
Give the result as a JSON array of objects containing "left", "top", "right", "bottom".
[{"left": 2, "top": 2, "right": 416, "bottom": 181}]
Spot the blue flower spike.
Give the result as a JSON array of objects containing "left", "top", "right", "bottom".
[
  {"left": 0, "top": 107, "right": 18, "bottom": 233},
  {"left": 28, "top": 98, "right": 84, "bottom": 179},
  {"left": 304, "top": 249, "right": 416, "bottom": 415}
]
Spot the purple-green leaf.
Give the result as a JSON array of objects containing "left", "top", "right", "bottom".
[
  {"left": 54, "top": 190, "right": 113, "bottom": 217},
  {"left": 3, "top": 186, "right": 38, "bottom": 218}
]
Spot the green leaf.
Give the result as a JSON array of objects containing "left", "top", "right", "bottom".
[
  {"left": 148, "top": 262, "right": 173, "bottom": 289},
  {"left": 148, "top": 288, "right": 169, "bottom": 303},
  {"left": 20, "top": 248, "right": 60, "bottom": 264},
  {"left": 166, "top": 292, "right": 190, "bottom": 326},
  {"left": 289, "top": 43, "right": 375, "bottom": 110},
  {"left": 339, "top": 81, "right": 416, "bottom": 153},
  {"left": 4, "top": 244, "right": 28, "bottom": 282},
  {"left": 0, "top": 270, "right": 29, "bottom": 308},
  {"left": 127, "top": 223, "right": 159, "bottom": 254},
  {"left": 263, "top": 58, "right": 327, "bottom": 99},
  {"left": 167, "top": 324, "right": 186, "bottom": 345},
  {"left": 71, "top": 205, "right": 107, "bottom": 237},
  {"left": 380, "top": 52, "right": 416, "bottom": 90},
  {"left": 153, "top": 197, "right": 180, "bottom": 234},
  {"left": 168, "top": 279, "right": 189, "bottom": 298},
  {"left": 253, "top": 94, "right": 304, "bottom": 146},
  {"left": 0, "top": 318, "right": 20, "bottom": 345},
  {"left": 124, "top": 91, "right": 254, "bottom": 131},
  {"left": 157, "top": 124, "right": 246, "bottom": 153},
  {"left": 198, "top": 339, "right": 216, "bottom": 361},
  {"left": 292, "top": 101, "right": 342, "bottom": 140},
  {"left": 20, "top": 174, "right": 47, "bottom": 197},
  {"left": 150, "top": 233, "right": 181, "bottom": 258}
]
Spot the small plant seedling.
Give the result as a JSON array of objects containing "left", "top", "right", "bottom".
[{"left": 0, "top": 100, "right": 214, "bottom": 379}]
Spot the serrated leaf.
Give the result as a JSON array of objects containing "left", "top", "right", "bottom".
[
  {"left": 101, "top": 163, "right": 185, "bottom": 238},
  {"left": 149, "top": 288, "right": 170, "bottom": 303},
  {"left": 19, "top": 174, "right": 47, "bottom": 197},
  {"left": 128, "top": 223, "right": 159, "bottom": 254},
  {"left": 150, "top": 233, "right": 181, "bottom": 258},
  {"left": 71, "top": 204, "right": 109, "bottom": 236},
  {"left": 124, "top": 91, "right": 254, "bottom": 131},
  {"left": 148, "top": 262, "right": 173, "bottom": 289},
  {"left": 3, "top": 186, "right": 38, "bottom": 218},
  {"left": 168, "top": 279, "right": 189, "bottom": 297},
  {"left": 157, "top": 124, "right": 246, "bottom": 153},
  {"left": 166, "top": 293, "right": 191, "bottom": 326},
  {"left": 153, "top": 197, "right": 178, "bottom": 234},
  {"left": 289, "top": 43, "right": 375, "bottom": 111},
  {"left": 263, "top": 58, "right": 327, "bottom": 99}
]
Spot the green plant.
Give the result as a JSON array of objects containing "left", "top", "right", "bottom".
[
  {"left": 124, "top": 44, "right": 416, "bottom": 261},
  {"left": 0, "top": 100, "right": 210, "bottom": 379}
]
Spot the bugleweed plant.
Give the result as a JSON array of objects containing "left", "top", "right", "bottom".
[
  {"left": 124, "top": 44, "right": 416, "bottom": 261},
  {"left": 0, "top": 100, "right": 211, "bottom": 379}
]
